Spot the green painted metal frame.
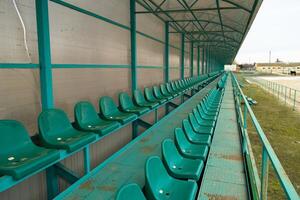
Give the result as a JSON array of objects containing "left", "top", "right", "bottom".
[
  {"left": 164, "top": 22, "right": 170, "bottom": 83},
  {"left": 36, "top": 0, "right": 54, "bottom": 109},
  {"left": 197, "top": 46, "right": 200, "bottom": 75},
  {"left": 231, "top": 73, "right": 299, "bottom": 200},
  {"left": 180, "top": 33, "right": 185, "bottom": 79},
  {"left": 190, "top": 42, "right": 194, "bottom": 77},
  {"left": 130, "top": 0, "right": 137, "bottom": 92}
]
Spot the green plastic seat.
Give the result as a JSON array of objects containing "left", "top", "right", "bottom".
[
  {"left": 145, "top": 156, "right": 198, "bottom": 200},
  {"left": 0, "top": 120, "right": 60, "bottom": 180},
  {"left": 160, "top": 84, "right": 175, "bottom": 98},
  {"left": 174, "top": 128, "right": 208, "bottom": 160},
  {"left": 166, "top": 83, "right": 179, "bottom": 96},
  {"left": 145, "top": 87, "right": 166, "bottom": 104},
  {"left": 171, "top": 82, "right": 181, "bottom": 94},
  {"left": 119, "top": 92, "right": 150, "bottom": 115},
  {"left": 192, "top": 108, "right": 215, "bottom": 127},
  {"left": 38, "top": 109, "right": 97, "bottom": 152},
  {"left": 182, "top": 119, "right": 211, "bottom": 145},
  {"left": 100, "top": 96, "right": 137, "bottom": 124},
  {"left": 116, "top": 183, "right": 146, "bottom": 200},
  {"left": 162, "top": 139, "right": 204, "bottom": 180},
  {"left": 188, "top": 113, "right": 214, "bottom": 135},
  {"left": 200, "top": 101, "right": 219, "bottom": 116},
  {"left": 74, "top": 101, "right": 121, "bottom": 135},
  {"left": 133, "top": 89, "right": 159, "bottom": 109},
  {"left": 199, "top": 102, "right": 218, "bottom": 116},
  {"left": 153, "top": 86, "right": 172, "bottom": 100},
  {"left": 197, "top": 105, "right": 217, "bottom": 121}
]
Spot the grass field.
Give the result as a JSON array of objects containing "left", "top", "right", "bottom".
[{"left": 237, "top": 74, "right": 300, "bottom": 199}]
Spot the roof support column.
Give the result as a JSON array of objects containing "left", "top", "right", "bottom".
[
  {"left": 36, "top": 0, "right": 54, "bottom": 109},
  {"left": 197, "top": 46, "right": 200, "bottom": 76},
  {"left": 180, "top": 33, "right": 185, "bottom": 79},
  {"left": 164, "top": 22, "right": 169, "bottom": 83},
  {"left": 130, "top": 0, "right": 137, "bottom": 91},
  {"left": 130, "top": 0, "right": 139, "bottom": 139},
  {"left": 190, "top": 42, "right": 194, "bottom": 77},
  {"left": 205, "top": 48, "right": 208, "bottom": 74},
  {"left": 36, "top": 1, "right": 57, "bottom": 198},
  {"left": 201, "top": 47, "right": 204, "bottom": 75}
]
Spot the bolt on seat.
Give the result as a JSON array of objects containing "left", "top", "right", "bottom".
[
  {"left": 116, "top": 183, "right": 146, "bottom": 200},
  {"left": 133, "top": 89, "right": 159, "bottom": 109},
  {"left": 99, "top": 96, "right": 137, "bottom": 124},
  {"left": 119, "top": 92, "right": 150, "bottom": 115},
  {"left": 144, "top": 87, "right": 166, "bottom": 104},
  {"left": 153, "top": 86, "right": 172, "bottom": 100},
  {"left": 74, "top": 101, "right": 121, "bottom": 135},
  {"left": 162, "top": 139, "right": 204, "bottom": 181},
  {"left": 38, "top": 109, "right": 97, "bottom": 152},
  {"left": 145, "top": 156, "right": 198, "bottom": 200},
  {"left": 174, "top": 128, "right": 208, "bottom": 160},
  {"left": 0, "top": 120, "right": 60, "bottom": 180},
  {"left": 188, "top": 113, "right": 214, "bottom": 135},
  {"left": 182, "top": 119, "right": 211, "bottom": 146}
]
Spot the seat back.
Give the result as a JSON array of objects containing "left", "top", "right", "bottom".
[
  {"left": 188, "top": 113, "right": 200, "bottom": 130},
  {"left": 160, "top": 84, "right": 169, "bottom": 96},
  {"left": 166, "top": 83, "right": 174, "bottom": 93},
  {"left": 99, "top": 96, "right": 120, "bottom": 116},
  {"left": 145, "top": 156, "right": 171, "bottom": 200},
  {"left": 133, "top": 89, "right": 147, "bottom": 104},
  {"left": 38, "top": 109, "right": 73, "bottom": 140},
  {"left": 182, "top": 119, "right": 196, "bottom": 136},
  {"left": 116, "top": 183, "right": 146, "bottom": 200},
  {"left": 119, "top": 92, "right": 135, "bottom": 110},
  {"left": 171, "top": 82, "right": 177, "bottom": 91},
  {"left": 0, "top": 120, "right": 34, "bottom": 156},
  {"left": 153, "top": 86, "right": 163, "bottom": 99},
  {"left": 74, "top": 101, "right": 100, "bottom": 128},
  {"left": 162, "top": 139, "right": 181, "bottom": 166},
  {"left": 144, "top": 87, "right": 156, "bottom": 102},
  {"left": 174, "top": 128, "right": 189, "bottom": 150}
]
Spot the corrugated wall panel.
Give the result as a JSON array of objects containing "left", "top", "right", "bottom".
[{"left": 0, "top": 69, "right": 41, "bottom": 134}]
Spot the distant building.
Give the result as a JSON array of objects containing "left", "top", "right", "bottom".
[
  {"left": 255, "top": 62, "right": 300, "bottom": 74},
  {"left": 237, "top": 63, "right": 255, "bottom": 71}
]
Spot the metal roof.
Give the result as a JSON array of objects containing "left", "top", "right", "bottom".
[{"left": 136, "top": 0, "right": 263, "bottom": 64}]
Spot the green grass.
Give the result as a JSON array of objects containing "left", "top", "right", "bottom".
[{"left": 237, "top": 74, "right": 300, "bottom": 199}]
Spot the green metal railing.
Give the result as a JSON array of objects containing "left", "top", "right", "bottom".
[
  {"left": 231, "top": 73, "right": 299, "bottom": 200},
  {"left": 249, "top": 78, "right": 299, "bottom": 111}
]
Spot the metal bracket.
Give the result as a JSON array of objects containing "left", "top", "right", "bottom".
[
  {"left": 167, "top": 102, "right": 179, "bottom": 108},
  {"left": 136, "top": 119, "right": 152, "bottom": 129},
  {"left": 54, "top": 163, "right": 80, "bottom": 184}
]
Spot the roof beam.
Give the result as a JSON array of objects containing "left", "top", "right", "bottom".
[
  {"left": 216, "top": 0, "right": 226, "bottom": 44},
  {"left": 221, "top": 0, "right": 251, "bottom": 13},
  {"left": 136, "top": 6, "right": 239, "bottom": 14},
  {"left": 169, "top": 19, "right": 243, "bottom": 35}
]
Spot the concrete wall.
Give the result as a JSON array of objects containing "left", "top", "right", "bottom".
[{"left": 0, "top": 0, "right": 194, "bottom": 199}]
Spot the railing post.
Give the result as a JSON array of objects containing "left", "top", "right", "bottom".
[
  {"left": 293, "top": 90, "right": 296, "bottom": 111},
  {"left": 260, "top": 147, "right": 269, "bottom": 200},
  {"left": 83, "top": 146, "right": 90, "bottom": 174},
  {"left": 242, "top": 103, "right": 248, "bottom": 153},
  {"left": 285, "top": 86, "right": 287, "bottom": 105}
]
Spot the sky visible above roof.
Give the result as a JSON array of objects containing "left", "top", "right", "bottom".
[{"left": 235, "top": 0, "right": 300, "bottom": 64}]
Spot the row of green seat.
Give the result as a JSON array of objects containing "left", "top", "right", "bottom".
[
  {"left": 116, "top": 75, "right": 228, "bottom": 200},
  {"left": 0, "top": 74, "right": 219, "bottom": 180}
]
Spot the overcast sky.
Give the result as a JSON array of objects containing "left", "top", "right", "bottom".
[{"left": 235, "top": 0, "right": 300, "bottom": 64}]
